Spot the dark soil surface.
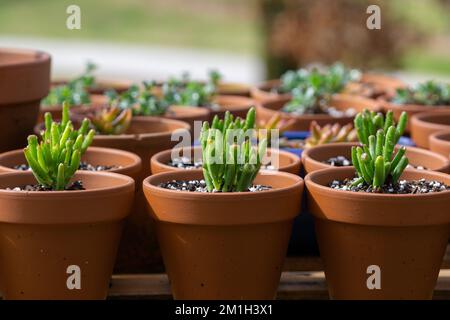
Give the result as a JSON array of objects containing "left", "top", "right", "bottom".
[
  {"left": 159, "top": 179, "right": 272, "bottom": 192},
  {"left": 330, "top": 178, "right": 450, "bottom": 194},
  {"left": 324, "top": 156, "right": 352, "bottom": 167},
  {"left": 5, "top": 181, "right": 85, "bottom": 191},
  {"left": 14, "top": 162, "right": 120, "bottom": 172}
]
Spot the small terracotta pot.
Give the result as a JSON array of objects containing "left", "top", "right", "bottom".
[
  {"left": 150, "top": 146, "right": 301, "bottom": 175},
  {"left": 0, "top": 171, "right": 134, "bottom": 299},
  {"left": 429, "top": 131, "right": 450, "bottom": 158},
  {"left": 302, "top": 142, "right": 450, "bottom": 174},
  {"left": 39, "top": 94, "right": 108, "bottom": 123},
  {"left": 251, "top": 74, "right": 405, "bottom": 103},
  {"left": 305, "top": 167, "right": 450, "bottom": 300},
  {"left": 143, "top": 170, "right": 303, "bottom": 300},
  {"left": 411, "top": 110, "right": 450, "bottom": 149},
  {"left": 51, "top": 78, "right": 133, "bottom": 95},
  {"left": 0, "top": 48, "right": 51, "bottom": 152},
  {"left": 171, "top": 95, "right": 255, "bottom": 122},
  {"left": 382, "top": 101, "right": 449, "bottom": 133},
  {"left": 257, "top": 93, "right": 382, "bottom": 131},
  {"left": 163, "top": 106, "right": 210, "bottom": 140},
  {"left": 217, "top": 82, "right": 251, "bottom": 97},
  {"left": 0, "top": 147, "right": 142, "bottom": 179},
  {"left": 210, "top": 95, "right": 255, "bottom": 120},
  {"left": 89, "top": 117, "right": 191, "bottom": 273}
]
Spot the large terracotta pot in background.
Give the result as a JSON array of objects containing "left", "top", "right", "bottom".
[
  {"left": 0, "top": 171, "right": 134, "bottom": 299},
  {"left": 0, "top": 147, "right": 142, "bottom": 179},
  {"left": 343, "top": 73, "right": 405, "bottom": 100},
  {"left": 382, "top": 102, "right": 449, "bottom": 133},
  {"left": 306, "top": 167, "right": 450, "bottom": 300},
  {"left": 411, "top": 110, "right": 450, "bottom": 149},
  {"left": 143, "top": 170, "right": 303, "bottom": 299},
  {"left": 0, "top": 48, "right": 50, "bottom": 152},
  {"left": 301, "top": 142, "right": 450, "bottom": 174},
  {"left": 429, "top": 131, "right": 450, "bottom": 158},
  {"left": 90, "top": 117, "right": 190, "bottom": 273},
  {"left": 257, "top": 93, "right": 382, "bottom": 131},
  {"left": 150, "top": 146, "right": 301, "bottom": 175}
]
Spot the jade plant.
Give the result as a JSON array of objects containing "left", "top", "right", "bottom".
[
  {"left": 42, "top": 62, "right": 97, "bottom": 107},
  {"left": 392, "top": 80, "right": 450, "bottom": 106},
  {"left": 200, "top": 107, "right": 267, "bottom": 192},
  {"left": 91, "top": 107, "right": 132, "bottom": 135},
  {"left": 351, "top": 109, "right": 408, "bottom": 189},
  {"left": 107, "top": 82, "right": 170, "bottom": 116},
  {"left": 305, "top": 121, "right": 357, "bottom": 148},
  {"left": 24, "top": 103, "right": 95, "bottom": 190}
]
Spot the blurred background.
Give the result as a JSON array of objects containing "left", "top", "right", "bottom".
[{"left": 1, "top": 0, "right": 449, "bottom": 84}]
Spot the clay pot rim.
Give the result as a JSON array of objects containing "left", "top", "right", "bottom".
[
  {"left": 0, "top": 170, "right": 134, "bottom": 199},
  {"left": 302, "top": 142, "right": 358, "bottom": 172},
  {"left": 430, "top": 130, "right": 450, "bottom": 145},
  {"left": 0, "top": 146, "right": 142, "bottom": 175},
  {"left": 305, "top": 166, "right": 450, "bottom": 200},
  {"left": 302, "top": 142, "right": 450, "bottom": 172},
  {"left": 258, "top": 93, "right": 381, "bottom": 120},
  {"left": 0, "top": 48, "right": 51, "bottom": 69},
  {"left": 411, "top": 110, "right": 450, "bottom": 130},
  {"left": 143, "top": 169, "right": 304, "bottom": 201},
  {"left": 383, "top": 100, "right": 450, "bottom": 112},
  {"left": 150, "top": 146, "right": 301, "bottom": 173}
]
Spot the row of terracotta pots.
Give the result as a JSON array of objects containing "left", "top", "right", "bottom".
[
  {"left": 251, "top": 73, "right": 449, "bottom": 133},
  {"left": 1, "top": 137, "right": 449, "bottom": 299}
]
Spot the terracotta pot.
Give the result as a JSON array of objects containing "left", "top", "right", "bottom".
[
  {"left": 0, "top": 48, "right": 50, "bottom": 152},
  {"left": 0, "top": 147, "right": 142, "bottom": 179},
  {"left": 210, "top": 95, "right": 255, "bottom": 120},
  {"left": 217, "top": 82, "right": 251, "bottom": 97},
  {"left": 39, "top": 94, "right": 108, "bottom": 123},
  {"left": 35, "top": 116, "right": 191, "bottom": 272},
  {"left": 150, "top": 146, "right": 301, "bottom": 175},
  {"left": 302, "top": 142, "right": 450, "bottom": 174},
  {"left": 87, "top": 117, "right": 191, "bottom": 273},
  {"left": 251, "top": 74, "right": 405, "bottom": 103},
  {"left": 0, "top": 171, "right": 134, "bottom": 299},
  {"left": 51, "top": 78, "right": 133, "bottom": 95},
  {"left": 305, "top": 166, "right": 450, "bottom": 300},
  {"left": 429, "top": 131, "right": 450, "bottom": 158},
  {"left": 251, "top": 79, "right": 290, "bottom": 103},
  {"left": 346, "top": 73, "right": 406, "bottom": 100},
  {"left": 143, "top": 170, "right": 304, "bottom": 299},
  {"left": 382, "top": 101, "right": 449, "bottom": 133},
  {"left": 411, "top": 110, "right": 450, "bottom": 149},
  {"left": 257, "top": 93, "right": 382, "bottom": 131},
  {"left": 163, "top": 106, "right": 210, "bottom": 140}
]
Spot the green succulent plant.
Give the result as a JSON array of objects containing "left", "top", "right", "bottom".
[
  {"left": 162, "top": 71, "right": 219, "bottom": 107},
  {"left": 24, "top": 102, "right": 95, "bottom": 190},
  {"left": 279, "top": 62, "right": 361, "bottom": 94},
  {"left": 281, "top": 63, "right": 361, "bottom": 114},
  {"left": 200, "top": 107, "right": 267, "bottom": 192},
  {"left": 107, "top": 82, "right": 170, "bottom": 116},
  {"left": 42, "top": 62, "right": 97, "bottom": 107},
  {"left": 392, "top": 81, "right": 450, "bottom": 106},
  {"left": 351, "top": 109, "right": 409, "bottom": 189}
]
